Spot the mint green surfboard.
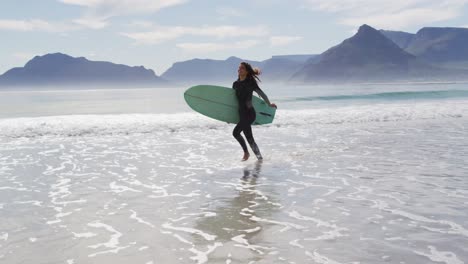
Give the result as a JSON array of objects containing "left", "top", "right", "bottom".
[{"left": 184, "top": 85, "right": 276, "bottom": 125}]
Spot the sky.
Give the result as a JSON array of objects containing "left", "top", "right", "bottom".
[{"left": 1, "top": 0, "right": 468, "bottom": 76}]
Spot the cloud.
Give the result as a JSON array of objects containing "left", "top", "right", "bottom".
[
  {"left": 176, "top": 40, "right": 260, "bottom": 53},
  {"left": 59, "top": 0, "right": 188, "bottom": 28},
  {"left": 122, "top": 27, "right": 184, "bottom": 44},
  {"left": 341, "top": 7, "right": 459, "bottom": 29},
  {"left": 216, "top": 7, "right": 245, "bottom": 19},
  {"left": 300, "top": 0, "right": 468, "bottom": 29},
  {"left": 59, "top": 0, "right": 187, "bottom": 15},
  {"left": 130, "top": 21, "right": 154, "bottom": 28},
  {"left": 269, "top": 36, "right": 303, "bottom": 46},
  {"left": 73, "top": 17, "right": 109, "bottom": 29},
  {"left": 121, "top": 25, "right": 269, "bottom": 44},
  {"left": 0, "top": 19, "right": 77, "bottom": 32}
]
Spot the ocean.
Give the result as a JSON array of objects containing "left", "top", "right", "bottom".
[{"left": 0, "top": 82, "right": 467, "bottom": 264}]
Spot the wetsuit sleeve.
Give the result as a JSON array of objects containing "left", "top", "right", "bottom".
[{"left": 254, "top": 85, "right": 271, "bottom": 105}]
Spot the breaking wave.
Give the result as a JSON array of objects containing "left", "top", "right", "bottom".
[
  {"left": 284, "top": 90, "right": 468, "bottom": 102},
  {"left": 0, "top": 99, "right": 466, "bottom": 138}
]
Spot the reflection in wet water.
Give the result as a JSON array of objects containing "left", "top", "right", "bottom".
[
  {"left": 243, "top": 160, "right": 263, "bottom": 180},
  {"left": 192, "top": 160, "right": 283, "bottom": 263}
]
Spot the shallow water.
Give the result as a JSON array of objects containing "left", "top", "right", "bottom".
[{"left": 0, "top": 84, "right": 468, "bottom": 263}]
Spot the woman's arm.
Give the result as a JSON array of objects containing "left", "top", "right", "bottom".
[
  {"left": 253, "top": 81, "right": 277, "bottom": 108},
  {"left": 254, "top": 86, "right": 271, "bottom": 105}
]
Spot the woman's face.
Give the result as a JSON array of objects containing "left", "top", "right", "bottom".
[{"left": 238, "top": 64, "right": 247, "bottom": 78}]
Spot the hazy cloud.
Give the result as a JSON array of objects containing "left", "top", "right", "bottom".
[
  {"left": 300, "top": 0, "right": 468, "bottom": 29},
  {"left": 269, "top": 36, "right": 303, "bottom": 46},
  {"left": 216, "top": 7, "right": 245, "bottom": 19},
  {"left": 122, "top": 25, "right": 269, "bottom": 44},
  {"left": 59, "top": 0, "right": 188, "bottom": 28},
  {"left": 176, "top": 40, "right": 259, "bottom": 53},
  {"left": 73, "top": 17, "right": 109, "bottom": 29},
  {"left": 0, "top": 19, "right": 77, "bottom": 32},
  {"left": 59, "top": 0, "right": 188, "bottom": 15},
  {"left": 130, "top": 21, "right": 155, "bottom": 28}
]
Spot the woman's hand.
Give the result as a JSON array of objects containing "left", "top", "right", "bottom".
[{"left": 270, "top": 103, "right": 277, "bottom": 109}]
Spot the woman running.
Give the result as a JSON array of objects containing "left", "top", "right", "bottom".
[{"left": 232, "top": 62, "right": 277, "bottom": 161}]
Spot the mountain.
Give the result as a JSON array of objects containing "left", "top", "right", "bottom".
[
  {"left": 4, "top": 26, "right": 468, "bottom": 87},
  {"left": 270, "top": 54, "right": 318, "bottom": 63},
  {"left": 161, "top": 55, "right": 319, "bottom": 84},
  {"left": 382, "top": 27, "right": 468, "bottom": 66},
  {"left": 380, "top": 30, "right": 415, "bottom": 49},
  {"left": 291, "top": 24, "right": 467, "bottom": 83},
  {"left": 260, "top": 55, "right": 320, "bottom": 82},
  {"left": 405, "top": 27, "right": 468, "bottom": 63},
  {"left": 0, "top": 53, "right": 165, "bottom": 87},
  {"left": 260, "top": 57, "right": 307, "bottom": 82},
  {"left": 160, "top": 56, "right": 259, "bottom": 85}
]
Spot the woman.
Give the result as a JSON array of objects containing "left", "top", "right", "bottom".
[{"left": 232, "top": 62, "right": 277, "bottom": 161}]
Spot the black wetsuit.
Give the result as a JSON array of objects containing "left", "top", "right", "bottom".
[{"left": 232, "top": 77, "right": 271, "bottom": 159}]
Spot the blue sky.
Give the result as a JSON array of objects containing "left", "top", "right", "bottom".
[{"left": 1, "top": 0, "right": 468, "bottom": 75}]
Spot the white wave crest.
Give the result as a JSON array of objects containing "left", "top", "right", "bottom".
[{"left": 0, "top": 100, "right": 466, "bottom": 138}]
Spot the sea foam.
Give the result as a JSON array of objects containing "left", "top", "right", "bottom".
[{"left": 0, "top": 99, "right": 466, "bottom": 138}]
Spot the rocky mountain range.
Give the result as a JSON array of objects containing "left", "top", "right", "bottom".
[
  {"left": 382, "top": 27, "right": 468, "bottom": 63},
  {"left": 291, "top": 24, "right": 467, "bottom": 83},
  {"left": 1, "top": 24, "right": 468, "bottom": 87},
  {"left": 0, "top": 53, "right": 166, "bottom": 87},
  {"left": 160, "top": 55, "right": 317, "bottom": 84},
  {"left": 161, "top": 25, "right": 468, "bottom": 84}
]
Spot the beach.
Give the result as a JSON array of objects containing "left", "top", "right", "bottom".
[{"left": 0, "top": 84, "right": 467, "bottom": 263}]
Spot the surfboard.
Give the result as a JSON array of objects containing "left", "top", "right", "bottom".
[{"left": 184, "top": 85, "right": 276, "bottom": 125}]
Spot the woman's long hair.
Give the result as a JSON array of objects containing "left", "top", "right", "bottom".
[{"left": 240, "top": 62, "right": 261, "bottom": 83}]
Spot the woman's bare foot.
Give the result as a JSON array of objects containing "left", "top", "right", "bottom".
[{"left": 242, "top": 152, "right": 250, "bottom": 161}]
